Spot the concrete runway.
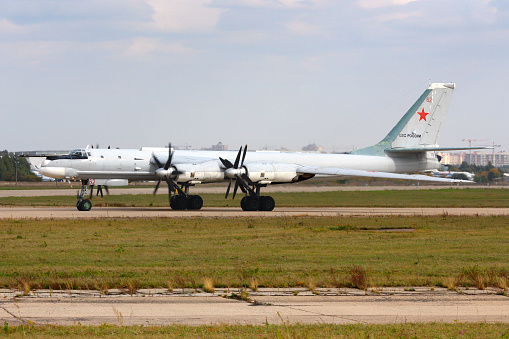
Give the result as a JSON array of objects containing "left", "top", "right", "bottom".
[
  {"left": 1, "top": 288, "right": 507, "bottom": 325},
  {"left": 0, "top": 184, "right": 491, "bottom": 198},
  {"left": 1, "top": 206, "right": 509, "bottom": 218}
]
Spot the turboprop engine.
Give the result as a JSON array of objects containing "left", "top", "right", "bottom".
[
  {"left": 242, "top": 163, "right": 299, "bottom": 184},
  {"left": 156, "top": 160, "right": 223, "bottom": 184},
  {"left": 174, "top": 161, "right": 224, "bottom": 183}
]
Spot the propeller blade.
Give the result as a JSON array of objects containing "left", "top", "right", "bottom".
[
  {"left": 225, "top": 179, "right": 232, "bottom": 199},
  {"left": 153, "top": 154, "right": 163, "bottom": 168},
  {"left": 238, "top": 183, "right": 247, "bottom": 194},
  {"left": 104, "top": 185, "right": 110, "bottom": 195},
  {"left": 164, "top": 177, "right": 175, "bottom": 194},
  {"left": 233, "top": 146, "right": 242, "bottom": 168},
  {"left": 241, "top": 173, "right": 254, "bottom": 185},
  {"left": 236, "top": 176, "right": 248, "bottom": 193},
  {"left": 153, "top": 179, "right": 161, "bottom": 195},
  {"left": 164, "top": 143, "right": 173, "bottom": 170},
  {"left": 232, "top": 180, "right": 240, "bottom": 200},
  {"left": 219, "top": 157, "right": 233, "bottom": 169},
  {"left": 240, "top": 144, "right": 247, "bottom": 166}
]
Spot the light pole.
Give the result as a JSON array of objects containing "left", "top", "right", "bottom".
[{"left": 14, "top": 158, "right": 19, "bottom": 185}]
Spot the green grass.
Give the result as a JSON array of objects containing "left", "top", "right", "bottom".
[
  {"left": 0, "top": 216, "right": 508, "bottom": 290},
  {"left": 2, "top": 323, "right": 508, "bottom": 338},
  {"left": 1, "top": 188, "right": 509, "bottom": 207}
]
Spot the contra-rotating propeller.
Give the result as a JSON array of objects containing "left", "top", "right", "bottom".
[
  {"left": 152, "top": 143, "right": 183, "bottom": 197},
  {"left": 219, "top": 145, "right": 253, "bottom": 199}
]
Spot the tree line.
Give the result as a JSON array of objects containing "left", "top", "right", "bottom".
[
  {"left": 0, "top": 151, "right": 41, "bottom": 182},
  {"left": 448, "top": 161, "right": 505, "bottom": 183}
]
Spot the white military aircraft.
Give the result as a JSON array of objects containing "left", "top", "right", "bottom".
[{"left": 39, "top": 83, "right": 480, "bottom": 211}]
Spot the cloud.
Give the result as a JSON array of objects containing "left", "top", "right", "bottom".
[
  {"left": 212, "top": 0, "right": 326, "bottom": 9},
  {"left": 471, "top": 0, "right": 497, "bottom": 24},
  {"left": 0, "top": 19, "right": 30, "bottom": 35},
  {"left": 284, "top": 19, "right": 320, "bottom": 35},
  {"left": 376, "top": 11, "right": 421, "bottom": 22},
  {"left": 357, "top": 0, "right": 419, "bottom": 9},
  {"left": 146, "top": 0, "right": 224, "bottom": 33},
  {"left": 124, "top": 37, "right": 197, "bottom": 57}
]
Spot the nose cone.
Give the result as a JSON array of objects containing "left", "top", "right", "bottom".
[{"left": 38, "top": 166, "right": 66, "bottom": 179}]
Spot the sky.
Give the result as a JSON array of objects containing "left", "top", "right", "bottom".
[{"left": 1, "top": 0, "right": 508, "bottom": 153}]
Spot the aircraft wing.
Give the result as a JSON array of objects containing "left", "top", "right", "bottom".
[{"left": 296, "top": 165, "right": 473, "bottom": 183}]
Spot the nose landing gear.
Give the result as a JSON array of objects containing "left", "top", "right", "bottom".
[{"left": 76, "top": 179, "right": 93, "bottom": 211}]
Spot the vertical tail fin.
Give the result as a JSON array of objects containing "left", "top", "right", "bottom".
[{"left": 351, "top": 83, "right": 455, "bottom": 156}]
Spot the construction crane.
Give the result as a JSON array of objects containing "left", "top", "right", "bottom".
[
  {"left": 462, "top": 139, "right": 489, "bottom": 148},
  {"left": 489, "top": 142, "right": 502, "bottom": 166},
  {"left": 462, "top": 139, "right": 489, "bottom": 164}
]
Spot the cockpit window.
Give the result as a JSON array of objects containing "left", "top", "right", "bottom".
[
  {"left": 55, "top": 149, "right": 88, "bottom": 160},
  {"left": 69, "top": 149, "right": 88, "bottom": 159}
]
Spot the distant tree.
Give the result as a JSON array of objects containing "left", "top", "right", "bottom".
[
  {"left": 459, "top": 161, "right": 471, "bottom": 172},
  {"left": 488, "top": 168, "right": 501, "bottom": 181},
  {"left": 0, "top": 151, "right": 41, "bottom": 182}
]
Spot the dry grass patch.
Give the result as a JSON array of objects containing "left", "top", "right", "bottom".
[
  {"left": 249, "top": 277, "right": 258, "bottom": 291},
  {"left": 349, "top": 265, "right": 368, "bottom": 290},
  {"left": 203, "top": 277, "right": 215, "bottom": 293}
]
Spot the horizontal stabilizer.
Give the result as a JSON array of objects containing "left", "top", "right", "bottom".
[
  {"left": 297, "top": 166, "right": 473, "bottom": 183},
  {"left": 385, "top": 146, "right": 492, "bottom": 153}
]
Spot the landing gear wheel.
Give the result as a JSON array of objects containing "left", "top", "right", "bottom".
[
  {"left": 77, "top": 199, "right": 92, "bottom": 211},
  {"left": 240, "top": 197, "right": 247, "bottom": 211},
  {"left": 259, "top": 196, "right": 275, "bottom": 211},
  {"left": 241, "top": 196, "right": 260, "bottom": 211},
  {"left": 170, "top": 195, "right": 188, "bottom": 210},
  {"left": 187, "top": 195, "right": 203, "bottom": 210}
]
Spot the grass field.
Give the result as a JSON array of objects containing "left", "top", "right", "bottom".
[
  {"left": 2, "top": 323, "right": 509, "bottom": 338},
  {"left": 1, "top": 188, "right": 509, "bottom": 208},
  {"left": 0, "top": 215, "right": 508, "bottom": 291}
]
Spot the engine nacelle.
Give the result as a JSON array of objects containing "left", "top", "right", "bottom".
[
  {"left": 244, "top": 163, "right": 299, "bottom": 183},
  {"left": 174, "top": 161, "right": 224, "bottom": 183}
]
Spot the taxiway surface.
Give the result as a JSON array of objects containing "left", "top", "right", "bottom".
[
  {"left": 1, "top": 206, "right": 508, "bottom": 218},
  {"left": 1, "top": 290, "right": 507, "bottom": 325}
]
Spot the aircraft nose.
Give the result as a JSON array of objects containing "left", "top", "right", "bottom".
[{"left": 38, "top": 166, "right": 66, "bottom": 179}]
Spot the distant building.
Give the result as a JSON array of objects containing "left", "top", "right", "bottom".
[
  {"left": 211, "top": 142, "right": 228, "bottom": 151},
  {"left": 438, "top": 151, "right": 509, "bottom": 167},
  {"left": 302, "top": 143, "right": 322, "bottom": 152}
]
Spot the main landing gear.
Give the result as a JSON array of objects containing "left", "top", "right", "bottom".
[
  {"left": 168, "top": 185, "right": 203, "bottom": 210},
  {"left": 240, "top": 195, "right": 275, "bottom": 211},
  {"left": 219, "top": 145, "right": 276, "bottom": 212},
  {"left": 238, "top": 183, "right": 275, "bottom": 211},
  {"left": 152, "top": 143, "right": 204, "bottom": 211}
]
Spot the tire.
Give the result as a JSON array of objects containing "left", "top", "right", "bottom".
[
  {"left": 81, "top": 199, "right": 92, "bottom": 211},
  {"left": 187, "top": 195, "right": 203, "bottom": 210},
  {"left": 241, "top": 197, "right": 247, "bottom": 211},
  {"left": 244, "top": 196, "right": 260, "bottom": 211},
  {"left": 259, "top": 196, "right": 275, "bottom": 211},
  {"left": 172, "top": 195, "right": 188, "bottom": 210},
  {"left": 76, "top": 200, "right": 83, "bottom": 211}
]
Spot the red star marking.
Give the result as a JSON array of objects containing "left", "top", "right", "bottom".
[{"left": 417, "top": 108, "right": 429, "bottom": 122}]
